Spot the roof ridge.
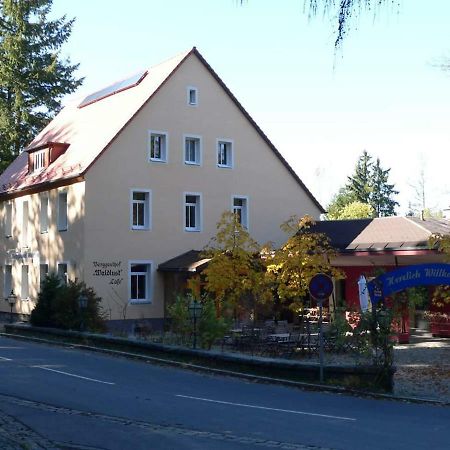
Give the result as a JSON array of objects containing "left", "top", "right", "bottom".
[{"left": 405, "top": 216, "right": 433, "bottom": 235}]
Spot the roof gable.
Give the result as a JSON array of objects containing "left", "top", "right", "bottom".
[{"left": 0, "top": 48, "right": 323, "bottom": 212}]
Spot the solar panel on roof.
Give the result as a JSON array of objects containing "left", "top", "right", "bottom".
[{"left": 78, "top": 70, "right": 148, "bottom": 108}]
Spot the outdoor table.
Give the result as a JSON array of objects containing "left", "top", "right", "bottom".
[{"left": 267, "top": 333, "right": 290, "bottom": 342}]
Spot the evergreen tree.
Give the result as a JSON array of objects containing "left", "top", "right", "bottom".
[
  {"left": 0, "top": 0, "right": 82, "bottom": 172},
  {"left": 347, "top": 150, "right": 373, "bottom": 204},
  {"left": 371, "top": 158, "right": 399, "bottom": 217},
  {"left": 328, "top": 151, "right": 399, "bottom": 219}
]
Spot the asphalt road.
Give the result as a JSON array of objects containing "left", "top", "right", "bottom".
[{"left": 0, "top": 335, "right": 449, "bottom": 450}]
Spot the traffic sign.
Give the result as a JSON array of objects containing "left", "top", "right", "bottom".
[{"left": 308, "top": 273, "right": 333, "bottom": 301}]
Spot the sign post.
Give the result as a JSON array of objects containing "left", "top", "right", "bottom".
[{"left": 308, "top": 273, "right": 334, "bottom": 384}]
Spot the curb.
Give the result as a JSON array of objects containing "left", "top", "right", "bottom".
[{"left": 1, "top": 331, "right": 448, "bottom": 407}]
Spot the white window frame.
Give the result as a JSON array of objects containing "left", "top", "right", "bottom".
[
  {"left": 3, "top": 265, "right": 12, "bottom": 298},
  {"left": 183, "top": 134, "right": 202, "bottom": 166},
  {"left": 32, "top": 150, "right": 46, "bottom": 172},
  {"left": 22, "top": 200, "right": 29, "bottom": 247},
  {"left": 130, "top": 189, "right": 152, "bottom": 230},
  {"left": 57, "top": 191, "right": 68, "bottom": 231},
  {"left": 128, "top": 260, "right": 153, "bottom": 304},
  {"left": 4, "top": 203, "right": 12, "bottom": 238},
  {"left": 187, "top": 86, "right": 198, "bottom": 106},
  {"left": 57, "top": 262, "right": 69, "bottom": 284},
  {"left": 232, "top": 195, "right": 249, "bottom": 230},
  {"left": 148, "top": 130, "right": 168, "bottom": 163},
  {"left": 39, "top": 262, "right": 49, "bottom": 288},
  {"left": 21, "top": 264, "right": 29, "bottom": 300},
  {"left": 217, "top": 139, "right": 234, "bottom": 169},
  {"left": 183, "top": 192, "right": 202, "bottom": 232},
  {"left": 40, "top": 194, "right": 49, "bottom": 234}
]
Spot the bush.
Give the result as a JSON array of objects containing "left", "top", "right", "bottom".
[
  {"left": 30, "top": 274, "right": 106, "bottom": 332},
  {"left": 167, "top": 294, "right": 230, "bottom": 349}
]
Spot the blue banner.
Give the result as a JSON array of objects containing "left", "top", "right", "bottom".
[{"left": 367, "top": 263, "right": 450, "bottom": 304}]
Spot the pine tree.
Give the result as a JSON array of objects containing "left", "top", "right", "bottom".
[
  {"left": 347, "top": 150, "right": 373, "bottom": 204},
  {"left": 0, "top": 0, "right": 83, "bottom": 172},
  {"left": 371, "top": 158, "right": 399, "bottom": 217}
]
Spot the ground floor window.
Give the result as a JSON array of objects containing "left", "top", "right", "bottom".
[
  {"left": 21, "top": 265, "right": 29, "bottom": 300},
  {"left": 57, "top": 263, "right": 68, "bottom": 284},
  {"left": 129, "top": 261, "right": 152, "bottom": 303},
  {"left": 40, "top": 264, "right": 49, "bottom": 287},
  {"left": 3, "top": 265, "right": 12, "bottom": 297}
]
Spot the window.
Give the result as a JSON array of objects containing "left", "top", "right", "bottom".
[
  {"left": 129, "top": 261, "right": 152, "bottom": 303},
  {"left": 232, "top": 196, "right": 249, "bottom": 229},
  {"left": 4, "top": 265, "right": 12, "bottom": 298},
  {"left": 32, "top": 150, "right": 46, "bottom": 172},
  {"left": 58, "top": 192, "right": 68, "bottom": 231},
  {"left": 21, "top": 265, "right": 29, "bottom": 300},
  {"left": 217, "top": 140, "right": 233, "bottom": 168},
  {"left": 149, "top": 131, "right": 168, "bottom": 162},
  {"left": 5, "top": 203, "right": 12, "bottom": 238},
  {"left": 57, "top": 263, "right": 68, "bottom": 284},
  {"left": 40, "top": 194, "right": 49, "bottom": 233},
  {"left": 131, "top": 190, "right": 151, "bottom": 230},
  {"left": 184, "top": 135, "right": 201, "bottom": 165},
  {"left": 184, "top": 193, "right": 201, "bottom": 231},
  {"left": 22, "top": 201, "right": 29, "bottom": 246},
  {"left": 39, "top": 264, "right": 49, "bottom": 287},
  {"left": 187, "top": 86, "right": 198, "bottom": 106}
]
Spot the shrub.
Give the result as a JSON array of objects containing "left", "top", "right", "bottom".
[
  {"left": 30, "top": 274, "right": 106, "bottom": 332},
  {"left": 167, "top": 294, "right": 230, "bottom": 349}
]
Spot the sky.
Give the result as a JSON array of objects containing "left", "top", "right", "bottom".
[{"left": 51, "top": 0, "right": 450, "bottom": 215}]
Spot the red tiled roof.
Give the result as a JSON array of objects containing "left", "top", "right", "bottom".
[{"left": 0, "top": 48, "right": 324, "bottom": 212}]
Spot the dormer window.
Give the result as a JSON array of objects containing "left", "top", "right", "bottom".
[
  {"left": 27, "top": 142, "right": 69, "bottom": 174},
  {"left": 33, "top": 150, "right": 46, "bottom": 172}
]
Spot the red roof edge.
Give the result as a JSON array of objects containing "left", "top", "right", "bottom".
[{"left": 81, "top": 48, "right": 196, "bottom": 177}]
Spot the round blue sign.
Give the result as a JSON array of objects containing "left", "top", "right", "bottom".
[{"left": 309, "top": 273, "right": 333, "bottom": 301}]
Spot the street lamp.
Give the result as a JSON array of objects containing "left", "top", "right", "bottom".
[
  {"left": 6, "top": 291, "right": 17, "bottom": 324},
  {"left": 78, "top": 293, "right": 88, "bottom": 332},
  {"left": 188, "top": 299, "right": 203, "bottom": 349}
]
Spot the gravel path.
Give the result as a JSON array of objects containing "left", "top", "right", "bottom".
[{"left": 393, "top": 331, "right": 450, "bottom": 402}]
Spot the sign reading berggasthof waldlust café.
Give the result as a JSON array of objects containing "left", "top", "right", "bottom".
[
  {"left": 367, "top": 263, "right": 450, "bottom": 303},
  {"left": 92, "top": 260, "right": 123, "bottom": 286}
]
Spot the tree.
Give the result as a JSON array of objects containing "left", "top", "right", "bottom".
[
  {"left": 326, "top": 186, "right": 356, "bottom": 219},
  {"left": 333, "top": 201, "right": 375, "bottom": 219},
  {"left": 0, "top": 0, "right": 83, "bottom": 171},
  {"left": 266, "top": 215, "right": 344, "bottom": 313},
  {"left": 305, "top": 0, "right": 398, "bottom": 49},
  {"left": 328, "top": 150, "right": 398, "bottom": 218},
  {"left": 370, "top": 157, "right": 399, "bottom": 217},
  {"left": 347, "top": 150, "right": 373, "bottom": 204},
  {"left": 201, "top": 211, "right": 271, "bottom": 318}
]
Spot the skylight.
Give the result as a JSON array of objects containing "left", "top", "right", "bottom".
[{"left": 78, "top": 70, "right": 148, "bottom": 108}]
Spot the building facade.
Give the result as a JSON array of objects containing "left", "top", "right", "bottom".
[{"left": 0, "top": 48, "right": 323, "bottom": 328}]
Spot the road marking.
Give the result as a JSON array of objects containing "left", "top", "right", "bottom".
[
  {"left": 175, "top": 394, "right": 356, "bottom": 421},
  {"left": 32, "top": 365, "right": 115, "bottom": 385},
  {"left": 0, "top": 346, "right": 24, "bottom": 349},
  {"left": 0, "top": 356, "right": 12, "bottom": 361}
]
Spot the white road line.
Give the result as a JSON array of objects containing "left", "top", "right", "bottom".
[
  {"left": 0, "top": 346, "right": 23, "bottom": 349},
  {"left": 0, "top": 356, "right": 12, "bottom": 361},
  {"left": 32, "top": 366, "right": 115, "bottom": 385},
  {"left": 175, "top": 394, "right": 356, "bottom": 421}
]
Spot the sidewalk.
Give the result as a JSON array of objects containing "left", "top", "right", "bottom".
[{"left": 0, "top": 408, "right": 59, "bottom": 450}]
